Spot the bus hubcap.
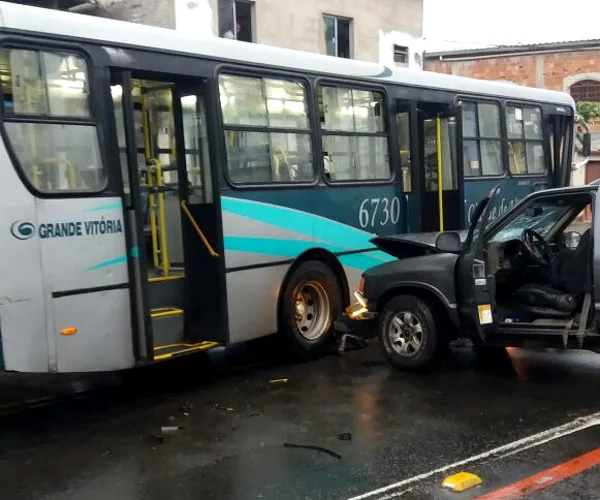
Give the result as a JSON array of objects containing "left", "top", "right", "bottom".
[
  {"left": 388, "top": 312, "right": 423, "bottom": 357},
  {"left": 294, "top": 281, "right": 331, "bottom": 341}
]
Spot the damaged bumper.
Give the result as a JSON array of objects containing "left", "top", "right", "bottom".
[{"left": 334, "top": 294, "right": 377, "bottom": 339}]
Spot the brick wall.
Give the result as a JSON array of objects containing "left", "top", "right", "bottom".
[{"left": 424, "top": 48, "right": 600, "bottom": 91}]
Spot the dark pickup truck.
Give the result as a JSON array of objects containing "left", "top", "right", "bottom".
[{"left": 345, "top": 184, "right": 600, "bottom": 372}]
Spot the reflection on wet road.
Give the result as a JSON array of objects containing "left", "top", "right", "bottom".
[{"left": 0, "top": 343, "right": 600, "bottom": 499}]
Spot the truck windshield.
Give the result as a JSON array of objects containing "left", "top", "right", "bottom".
[{"left": 489, "top": 202, "right": 571, "bottom": 243}]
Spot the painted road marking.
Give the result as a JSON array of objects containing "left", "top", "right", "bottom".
[
  {"left": 347, "top": 411, "right": 600, "bottom": 500},
  {"left": 475, "top": 447, "right": 600, "bottom": 500}
]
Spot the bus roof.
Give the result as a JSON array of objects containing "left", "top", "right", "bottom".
[{"left": 0, "top": 1, "right": 576, "bottom": 109}]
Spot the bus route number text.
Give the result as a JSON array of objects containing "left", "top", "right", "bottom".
[{"left": 358, "top": 197, "right": 401, "bottom": 228}]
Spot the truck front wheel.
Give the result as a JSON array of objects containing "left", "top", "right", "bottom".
[{"left": 378, "top": 295, "right": 446, "bottom": 372}]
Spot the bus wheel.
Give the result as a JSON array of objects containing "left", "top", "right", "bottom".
[
  {"left": 280, "top": 260, "right": 343, "bottom": 361},
  {"left": 378, "top": 295, "right": 445, "bottom": 372}
]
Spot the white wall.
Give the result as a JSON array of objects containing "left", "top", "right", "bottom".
[
  {"left": 379, "top": 30, "right": 424, "bottom": 70},
  {"left": 174, "top": 0, "right": 214, "bottom": 36}
]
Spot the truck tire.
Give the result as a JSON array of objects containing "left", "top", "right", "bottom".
[
  {"left": 280, "top": 260, "right": 343, "bottom": 361},
  {"left": 378, "top": 294, "right": 446, "bottom": 372}
]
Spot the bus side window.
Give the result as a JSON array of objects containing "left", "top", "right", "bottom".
[
  {"left": 0, "top": 48, "right": 106, "bottom": 193},
  {"left": 218, "top": 74, "right": 315, "bottom": 185},
  {"left": 506, "top": 105, "right": 545, "bottom": 175},
  {"left": 461, "top": 101, "right": 503, "bottom": 178},
  {"left": 318, "top": 85, "right": 390, "bottom": 182}
]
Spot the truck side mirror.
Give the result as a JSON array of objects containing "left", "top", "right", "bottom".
[
  {"left": 436, "top": 231, "right": 462, "bottom": 253},
  {"left": 583, "top": 132, "right": 592, "bottom": 157}
]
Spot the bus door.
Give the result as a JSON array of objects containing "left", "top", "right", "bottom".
[
  {"left": 111, "top": 72, "right": 224, "bottom": 363},
  {"left": 416, "top": 103, "right": 462, "bottom": 232},
  {"left": 396, "top": 101, "right": 418, "bottom": 232}
]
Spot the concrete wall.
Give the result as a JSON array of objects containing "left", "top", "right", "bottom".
[
  {"left": 104, "top": 0, "right": 423, "bottom": 64},
  {"left": 252, "top": 0, "right": 423, "bottom": 63},
  {"left": 101, "top": 0, "right": 175, "bottom": 28}
]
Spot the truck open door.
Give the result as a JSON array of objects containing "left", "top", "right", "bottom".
[{"left": 455, "top": 185, "right": 501, "bottom": 344}]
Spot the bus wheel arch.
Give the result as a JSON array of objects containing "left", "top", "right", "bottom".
[{"left": 277, "top": 249, "right": 347, "bottom": 361}]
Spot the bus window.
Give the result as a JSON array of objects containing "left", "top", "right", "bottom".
[
  {"left": 110, "top": 84, "right": 131, "bottom": 205},
  {"left": 0, "top": 48, "right": 106, "bottom": 193},
  {"left": 218, "top": 74, "right": 314, "bottom": 184},
  {"left": 318, "top": 85, "right": 390, "bottom": 182},
  {"left": 397, "top": 111, "right": 411, "bottom": 191},
  {"left": 181, "top": 93, "right": 213, "bottom": 204},
  {"left": 461, "top": 101, "right": 503, "bottom": 177},
  {"left": 506, "top": 105, "right": 545, "bottom": 175}
]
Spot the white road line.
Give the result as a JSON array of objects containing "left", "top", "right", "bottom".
[{"left": 347, "top": 411, "right": 600, "bottom": 500}]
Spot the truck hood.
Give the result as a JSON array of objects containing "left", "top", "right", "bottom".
[{"left": 371, "top": 231, "right": 468, "bottom": 259}]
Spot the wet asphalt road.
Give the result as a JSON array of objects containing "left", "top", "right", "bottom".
[{"left": 1, "top": 343, "right": 600, "bottom": 499}]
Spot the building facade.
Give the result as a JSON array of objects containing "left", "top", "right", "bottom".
[
  {"left": 424, "top": 40, "right": 600, "bottom": 186},
  {"left": 20, "top": 0, "right": 424, "bottom": 68}
]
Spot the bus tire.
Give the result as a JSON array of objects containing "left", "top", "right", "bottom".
[
  {"left": 378, "top": 294, "right": 445, "bottom": 372},
  {"left": 280, "top": 260, "right": 343, "bottom": 361}
]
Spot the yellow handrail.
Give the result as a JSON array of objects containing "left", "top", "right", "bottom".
[
  {"left": 148, "top": 158, "right": 170, "bottom": 277},
  {"left": 141, "top": 93, "right": 161, "bottom": 270},
  {"left": 146, "top": 165, "right": 160, "bottom": 269},
  {"left": 180, "top": 200, "right": 219, "bottom": 258}
]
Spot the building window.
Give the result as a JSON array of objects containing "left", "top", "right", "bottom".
[
  {"left": 218, "top": 0, "right": 253, "bottom": 42},
  {"left": 461, "top": 101, "right": 503, "bottom": 177},
  {"left": 570, "top": 80, "right": 600, "bottom": 102},
  {"left": 131, "top": 4, "right": 143, "bottom": 24},
  {"left": 318, "top": 85, "right": 390, "bottom": 181},
  {"left": 393, "top": 45, "right": 409, "bottom": 66},
  {"left": 323, "top": 15, "right": 351, "bottom": 59},
  {"left": 506, "top": 105, "right": 545, "bottom": 175},
  {"left": 219, "top": 74, "right": 315, "bottom": 184}
]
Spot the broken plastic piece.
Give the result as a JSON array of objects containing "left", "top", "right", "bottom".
[
  {"left": 161, "top": 425, "right": 184, "bottom": 433},
  {"left": 441, "top": 471, "right": 483, "bottom": 492},
  {"left": 283, "top": 442, "right": 342, "bottom": 460}
]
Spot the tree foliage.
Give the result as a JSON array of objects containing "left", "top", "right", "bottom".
[{"left": 576, "top": 101, "right": 600, "bottom": 122}]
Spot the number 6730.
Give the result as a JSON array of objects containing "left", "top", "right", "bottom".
[{"left": 358, "top": 197, "right": 401, "bottom": 228}]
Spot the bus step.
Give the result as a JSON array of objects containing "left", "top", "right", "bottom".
[
  {"left": 153, "top": 341, "right": 219, "bottom": 361},
  {"left": 151, "top": 307, "right": 183, "bottom": 319}
]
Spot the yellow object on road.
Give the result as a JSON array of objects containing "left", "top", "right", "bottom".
[{"left": 441, "top": 471, "right": 483, "bottom": 492}]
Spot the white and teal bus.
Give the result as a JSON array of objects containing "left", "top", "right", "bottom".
[{"left": 0, "top": 2, "right": 580, "bottom": 372}]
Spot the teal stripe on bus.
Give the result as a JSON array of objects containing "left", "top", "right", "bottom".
[
  {"left": 86, "top": 255, "right": 127, "bottom": 271},
  {"left": 85, "top": 201, "right": 123, "bottom": 212},
  {"left": 221, "top": 196, "right": 376, "bottom": 250},
  {"left": 338, "top": 252, "right": 395, "bottom": 271}
]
